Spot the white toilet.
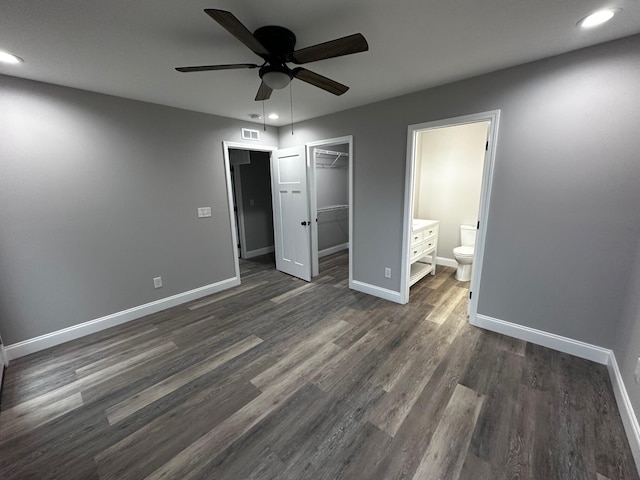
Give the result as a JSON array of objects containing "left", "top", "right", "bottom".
[{"left": 453, "top": 224, "right": 476, "bottom": 282}]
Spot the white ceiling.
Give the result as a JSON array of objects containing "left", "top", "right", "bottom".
[{"left": 2, "top": 0, "right": 639, "bottom": 127}]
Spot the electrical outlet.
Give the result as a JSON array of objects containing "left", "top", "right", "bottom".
[
  {"left": 635, "top": 357, "right": 640, "bottom": 384},
  {"left": 384, "top": 267, "right": 391, "bottom": 278},
  {"left": 153, "top": 277, "right": 163, "bottom": 289}
]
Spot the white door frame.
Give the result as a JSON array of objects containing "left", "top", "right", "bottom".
[
  {"left": 305, "top": 135, "right": 353, "bottom": 282},
  {"left": 223, "top": 141, "right": 278, "bottom": 281},
  {"left": 400, "top": 110, "right": 500, "bottom": 323},
  {"left": 230, "top": 158, "right": 247, "bottom": 259}
]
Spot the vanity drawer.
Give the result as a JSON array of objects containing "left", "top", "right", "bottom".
[
  {"left": 410, "top": 230, "right": 424, "bottom": 246},
  {"left": 410, "top": 243, "right": 424, "bottom": 261},
  {"left": 423, "top": 237, "right": 437, "bottom": 253},
  {"left": 423, "top": 224, "right": 438, "bottom": 239}
]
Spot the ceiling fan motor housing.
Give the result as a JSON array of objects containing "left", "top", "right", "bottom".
[{"left": 253, "top": 26, "right": 297, "bottom": 61}]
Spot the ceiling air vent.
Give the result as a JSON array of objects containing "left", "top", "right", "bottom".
[{"left": 242, "top": 128, "right": 259, "bottom": 141}]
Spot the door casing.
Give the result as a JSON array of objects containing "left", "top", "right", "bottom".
[{"left": 400, "top": 110, "right": 500, "bottom": 324}]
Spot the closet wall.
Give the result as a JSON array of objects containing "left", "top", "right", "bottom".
[{"left": 314, "top": 144, "right": 349, "bottom": 255}]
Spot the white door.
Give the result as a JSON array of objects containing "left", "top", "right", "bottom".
[{"left": 271, "top": 146, "right": 312, "bottom": 281}]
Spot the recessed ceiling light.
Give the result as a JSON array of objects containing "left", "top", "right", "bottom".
[
  {"left": 0, "top": 51, "right": 23, "bottom": 64},
  {"left": 268, "top": 113, "right": 280, "bottom": 120},
  {"left": 578, "top": 9, "right": 620, "bottom": 28}
]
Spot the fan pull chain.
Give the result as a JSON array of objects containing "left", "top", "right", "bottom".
[
  {"left": 262, "top": 100, "right": 266, "bottom": 132},
  {"left": 289, "top": 81, "right": 294, "bottom": 135}
]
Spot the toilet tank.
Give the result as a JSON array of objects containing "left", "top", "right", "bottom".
[{"left": 460, "top": 224, "right": 477, "bottom": 247}]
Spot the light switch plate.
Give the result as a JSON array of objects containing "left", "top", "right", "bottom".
[{"left": 197, "top": 207, "right": 212, "bottom": 218}]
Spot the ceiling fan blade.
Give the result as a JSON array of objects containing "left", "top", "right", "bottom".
[
  {"left": 292, "top": 68, "right": 349, "bottom": 96},
  {"left": 204, "top": 9, "right": 269, "bottom": 57},
  {"left": 255, "top": 82, "right": 273, "bottom": 101},
  {"left": 175, "top": 63, "right": 259, "bottom": 73},
  {"left": 289, "top": 33, "right": 368, "bottom": 65}
]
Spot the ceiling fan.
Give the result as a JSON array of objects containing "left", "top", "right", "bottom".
[{"left": 176, "top": 9, "right": 369, "bottom": 101}]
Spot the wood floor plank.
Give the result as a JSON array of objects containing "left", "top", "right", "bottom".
[
  {"left": 370, "top": 323, "right": 481, "bottom": 480},
  {"left": 144, "top": 342, "right": 342, "bottom": 480},
  {"left": 269, "top": 282, "right": 316, "bottom": 304},
  {"left": 187, "top": 281, "right": 269, "bottom": 310},
  {"left": 411, "top": 384, "right": 484, "bottom": 480},
  {"left": 95, "top": 379, "right": 262, "bottom": 480},
  {"left": 0, "top": 391, "right": 84, "bottom": 444},
  {"left": 106, "top": 334, "right": 263, "bottom": 424},
  {"left": 425, "top": 285, "right": 468, "bottom": 325}
]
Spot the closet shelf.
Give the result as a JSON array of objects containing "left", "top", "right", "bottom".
[
  {"left": 317, "top": 204, "right": 349, "bottom": 213},
  {"left": 314, "top": 148, "right": 349, "bottom": 168}
]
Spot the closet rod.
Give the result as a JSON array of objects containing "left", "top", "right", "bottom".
[
  {"left": 317, "top": 204, "right": 349, "bottom": 213},
  {"left": 314, "top": 148, "right": 349, "bottom": 157}
]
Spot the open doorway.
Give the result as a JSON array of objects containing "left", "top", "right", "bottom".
[
  {"left": 306, "top": 136, "right": 353, "bottom": 279},
  {"left": 400, "top": 111, "right": 500, "bottom": 323},
  {"left": 229, "top": 148, "right": 275, "bottom": 261},
  {"left": 223, "top": 142, "right": 278, "bottom": 280}
]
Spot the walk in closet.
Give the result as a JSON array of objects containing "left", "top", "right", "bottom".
[{"left": 313, "top": 145, "right": 349, "bottom": 258}]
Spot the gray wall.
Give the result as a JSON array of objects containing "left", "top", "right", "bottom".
[
  {"left": 238, "top": 151, "right": 274, "bottom": 253},
  {"left": 279, "top": 34, "right": 640, "bottom": 348},
  {"left": 415, "top": 122, "right": 488, "bottom": 260},
  {"left": 614, "top": 238, "right": 640, "bottom": 422},
  {"left": 0, "top": 74, "right": 277, "bottom": 344}
]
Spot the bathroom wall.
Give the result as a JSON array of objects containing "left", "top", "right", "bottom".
[{"left": 414, "top": 122, "right": 489, "bottom": 261}]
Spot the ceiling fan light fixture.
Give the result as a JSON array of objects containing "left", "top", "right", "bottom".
[{"left": 261, "top": 70, "right": 292, "bottom": 90}]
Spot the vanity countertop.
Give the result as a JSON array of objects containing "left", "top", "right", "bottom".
[{"left": 412, "top": 218, "right": 439, "bottom": 232}]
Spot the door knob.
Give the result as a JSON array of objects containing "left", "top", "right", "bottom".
[{"left": 301, "top": 221, "right": 308, "bottom": 226}]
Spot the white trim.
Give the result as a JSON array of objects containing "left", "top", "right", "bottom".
[
  {"left": 4, "top": 277, "right": 240, "bottom": 360},
  {"left": 400, "top": 111, "right": 500, "bottom": 312},
  {"left": 305, "top": 136, "right": 353, "bottom": 279},
  {"left": 222, "top": 141, "right": 278, "bottom": 280},
  {"left": 351, "top": 280, "right": 402, "bottom": 304},
  {"left": 244, "top": 245, "right": 275, "bottom": 259},
  {"left": 608, "top": 353, "right": 640, "bottom": 472},
  {"left": 0, "top": 342, "right": 8, "bottom": 366},
  {"left": 231, "top": 159, "right": 249, "bottom": 260},
  {"left": 473, "top": 314, "right": 611, "bottom": 364},
  {"left": 435, "top": 256, "right": 458, "bottom": 268},
  {"left": 319, "top": 242, "right": 349, "bottom": 258}
]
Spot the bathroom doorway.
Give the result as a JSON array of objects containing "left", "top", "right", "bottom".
[{"left": 400, "top": 111, "right": 500, "bottom": 323}]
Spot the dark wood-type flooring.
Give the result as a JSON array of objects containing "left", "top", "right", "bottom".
[{"left": 0, "top": 251, "right": 637, "bottom": 479}]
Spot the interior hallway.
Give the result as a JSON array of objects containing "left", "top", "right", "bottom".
[{"left": 0, "top": 251, "right": 636, "bottom": 479}]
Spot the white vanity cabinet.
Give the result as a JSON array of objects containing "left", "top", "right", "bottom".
[{"left": 409, "top": 219, "right": 439, "bottom": 287}]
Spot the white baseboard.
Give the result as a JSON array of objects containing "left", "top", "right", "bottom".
[
  {"left": 243, "top": 245, "right": 274, "bottom": 259},
  {"left": 319, "top": 243, "right": 349, "bottom": 258},
  {"left": 350, "top": 280, "right": 402, "bottom": 304},
  {"left": 608, "top": 353, "right": 640, "bottom": 472},
  {"left": 436, "top": 256, "right": 458, "bottom": 268},
  {"left": 5, "top": 276, "right": 240, "bottom": 361},
  {"left": 472, "top": 314, "right": 611, "bottom": 364}
]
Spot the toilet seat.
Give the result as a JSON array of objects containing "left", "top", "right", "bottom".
[{"left": 453, "top": 246, "right": 474, "bottom": 257}]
